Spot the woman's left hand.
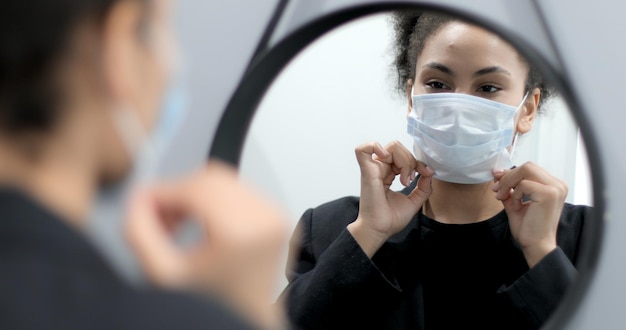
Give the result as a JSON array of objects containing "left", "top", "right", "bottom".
[{"left": 491, "top": 162, "right": 568, "bottom": 268}]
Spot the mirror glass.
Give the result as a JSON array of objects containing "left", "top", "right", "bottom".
[{"left": 240, "top": 10, "right": 594, "bottom": 329}]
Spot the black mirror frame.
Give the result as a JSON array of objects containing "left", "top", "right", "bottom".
[{"left": 208, "top": 3, "right": 605, "bottom": 329}]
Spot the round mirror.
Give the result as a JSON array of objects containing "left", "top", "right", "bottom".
[
  {"left": 241, "top": 11, "right": 593, "bottom": 230},
  {"left": 214, "top": 7, "right": 600, "bottom": 330}
]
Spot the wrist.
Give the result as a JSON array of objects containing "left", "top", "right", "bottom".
[
  {"left": 347, "top": 218, "right": 390, "bottom": 259},
  {"left": 522, "top": 240, "right": 557, "bottom": 268}
]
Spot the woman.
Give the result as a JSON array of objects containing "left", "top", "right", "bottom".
[
  {"left": 281, "top": 10, "right": 589, "bottom": 330},
  {"left": 0, "top": 0, "right": 288, "bottom": 329}
]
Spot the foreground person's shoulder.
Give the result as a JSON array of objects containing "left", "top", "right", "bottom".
[{"left": 109, "top": 289, "right": 260, "bottom": 330}]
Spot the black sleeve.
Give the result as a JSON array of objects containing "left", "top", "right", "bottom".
[
  {"left": 497, "top": 204, "right": 588, "bottom": 328},
  {"left": 279, "top": 206, "right": 403, "bottom": 329},
  {"left": 497, "top": 247, "right": 577, "bottom": 328}
]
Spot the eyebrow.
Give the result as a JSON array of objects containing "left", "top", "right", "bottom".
[
  {"left": 473, "top": 66, "right": 511, "bottom": 77},
  {"left": 421, "top": 62, "right": 512, "bottom": 78},
  {"left": 422, "top": 62, "right": 455, "bottom": 77}
]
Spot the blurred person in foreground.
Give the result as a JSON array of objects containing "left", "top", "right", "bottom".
[{"left": 0, "top": 0, "right": 289, "bottom": 329}]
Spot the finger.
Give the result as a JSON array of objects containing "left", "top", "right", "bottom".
[
  {"left": 494, "top": 186, "right": 513, "bottom": 202},
  {"left": 125, "top": 189, "right": 186, "bottom": 286},
  {"left": 142, "top": 184, "right": 189, "bottom": 234},
  {"left": 382, "top": 171, "right": 396, "bottom": 189},
  {"left": 494, "top": 162, "right": 566, "bottom": 200},
  {"left": 492, "top": 168, "right": 506, "bottom": 181},
  {"left": 161, "top": 207, "right": 188, "bottom": 235},
  {"left": 142, "top": 179, "right": 197, "bottom": 218},
  {"left": 384, "top": 141, "right": 417, "bottom": 186},
  {"left": 510, "top": 179, "right": 567, "bottom": 206},
  {"left": 492, "top": 166, "right": 518, "bottom": 184},
  {"left": 506, "top": 180, "right": 545, "bottom": 211},
  {"left": 500, "top": 190, "right": 516, "bottom": 212},
  {"left": 497, "top": 173, "right": 568, "bottom": 203},
  {"left": 148, "top": 161, "right": 245, "bottom": 222},
  {"left": 498, "top": 162, "right": 559, "bottom": 188},
  {"left": 415, "top": 159, "right": 435, "bottom": 178},
  {"left": 355, "top": 141, "right": 390, "bottom": 167},
  {"left": 407, "top": 174, "right": 433, "bottom": 207}
]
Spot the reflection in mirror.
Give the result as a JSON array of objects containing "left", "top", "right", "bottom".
[{"left": 241, "top": 10, "right": 593, "bottom": 330}]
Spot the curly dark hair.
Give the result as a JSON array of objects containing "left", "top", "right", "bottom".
[{"left": 390, "top": 10, "right": 555, "bottom": 111}]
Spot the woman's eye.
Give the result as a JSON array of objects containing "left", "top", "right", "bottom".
[
  {"left": 425, "top": 81, "right": 449, "bottom": 90},
  {"left": 477, "top": 85, "right": 500, "bottom": 93}
]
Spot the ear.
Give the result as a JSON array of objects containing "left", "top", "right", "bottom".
[
  {"left": 406, "top": 79, "right": 413, "bottom": 115},
  {"left": 516, "top": 87, "right": 540, "bottom": 134},
  {"left": 100, "top": 0, "right": 145, "bottom": 106}
]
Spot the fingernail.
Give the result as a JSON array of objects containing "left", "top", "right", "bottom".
[
  {"left": 410, "top": 171, "right": 416, "bottom": 181},
  {"left": 491, "top": 182, "right": 500, "bottom": 191},
  {"left": 425, "top": 165, "right": 434, "bottom": 175},
  {"left": 493, "top": 169, "right": 504, "bottom": 175}
]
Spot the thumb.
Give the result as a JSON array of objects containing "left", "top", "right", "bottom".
[
  {"left": 407, "top": 175, "right": 433, "bottom": 208},
  {"left": 499, "top": 192, "right": 518, "bottom": 216}
]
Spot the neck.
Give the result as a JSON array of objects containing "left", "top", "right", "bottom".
[
  {"left": 422, "top": 179, "right": 504, "bottom": 224},
  {"left": 0, "top": 134, "right": 98, "bottom": 229}
]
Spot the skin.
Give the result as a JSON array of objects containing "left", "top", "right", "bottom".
[
  {"left": 0, "top": 0, "right": 288, "bottom": 329},
  {"left": 347, "top": 22, "right": 567, "bottom": 269}
]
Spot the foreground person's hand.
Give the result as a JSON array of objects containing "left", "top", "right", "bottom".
[{"left": 126, "top": 160, "right": 290, "bottom": 330}]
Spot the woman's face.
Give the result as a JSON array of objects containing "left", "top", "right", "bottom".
[{"left": 410, "top": 21, "right": 538, "bottom": 130}]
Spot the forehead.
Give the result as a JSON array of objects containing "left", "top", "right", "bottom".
[{"left": 417, "top": 22, "right": 528, "bottom": 74}]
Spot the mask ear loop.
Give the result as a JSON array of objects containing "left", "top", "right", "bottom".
[
  {"left": 508, "top": 132, "right": 520, "bottom": 161},
  {"left": 111, "top": 106, "right": 159, "bottom": 185},
  {"left": 508, "top": 91, "right": 531, "bottom": 160},
  {"left": 410, "top": 85, "right": 416, "bottom": 112}
]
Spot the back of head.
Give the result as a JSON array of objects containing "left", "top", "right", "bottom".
[{"left": 0, "top": 0, "right": 116, "bottom": 138}]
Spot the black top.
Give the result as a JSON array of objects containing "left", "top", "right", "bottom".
[
  {"left": 281, "top": 189, "right": 588, "bottom": 330},
  {"left": 0, "top": 187, "right": 257, "bottom": 330}
]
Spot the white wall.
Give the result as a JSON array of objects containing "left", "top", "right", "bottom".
[{"left": 239, "top": 12, "right": 593, "bottom": 297}]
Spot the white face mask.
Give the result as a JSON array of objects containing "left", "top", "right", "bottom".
[{"left": 407, "top": 91, "right": 528, "bottom": 184}]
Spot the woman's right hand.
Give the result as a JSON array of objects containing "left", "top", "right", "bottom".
[{"left": 347, "top": 141, "right": 434, "bottom": 258}]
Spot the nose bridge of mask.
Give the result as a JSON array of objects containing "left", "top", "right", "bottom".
[
  {"left": 412, "top": 93, "right": 518, "bottom": 127},
  {"left": 407, "top": 114, "right": 514, "bottom": 147},
  {"left": 409, "top": 92, "right": 528, "bottom": 146}
]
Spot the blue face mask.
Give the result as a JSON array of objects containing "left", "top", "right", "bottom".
[
  {"left": 113, "top": 78, "right": 189, "bottom": 185},
  {"left": 86, "top": 77, "right": 189, "bottom": 284},
  {"left": 408, "top": 92, "right": 528, "bottom": 184}
]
